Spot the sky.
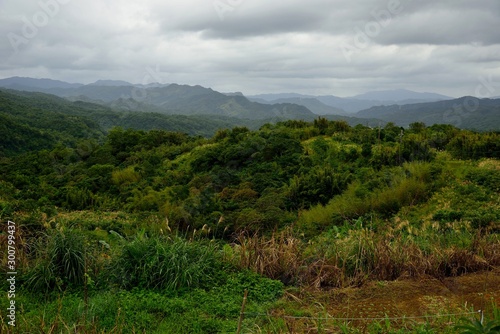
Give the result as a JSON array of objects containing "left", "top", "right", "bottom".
[{"left": 1, "top": 0, "right": 500, "bottom": 97}]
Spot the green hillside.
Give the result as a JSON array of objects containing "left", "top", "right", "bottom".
[
  {"left": 0, "top": 112, "right": 499, "bottom": 332},
  {"left": 0, "top": 90, "right": 104, "bottom": 156}
]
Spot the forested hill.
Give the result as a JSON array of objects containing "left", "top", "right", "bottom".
[
  {"left": 0, "top": 89, "right": 257, "bottom": 156},
  {"left": 115, "top": 84, "right": 318, "bottom": 120},
  {"left": 0, "top": 89, "right": 383, "bottom": 157},
  {"left": 0, "top": 90, "right": 104, "bottom": 156}
]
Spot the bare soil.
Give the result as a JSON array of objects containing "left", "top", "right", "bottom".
[{"left": 272, "top": 268, "right": 500, "bottom": 333}]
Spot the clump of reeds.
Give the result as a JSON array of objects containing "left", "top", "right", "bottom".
[
  {"left": 228, "top": 223, "right": 500, "bottom": 289},
  {"left": 231, "top": 228, "right": 302, "bottom": 285}
]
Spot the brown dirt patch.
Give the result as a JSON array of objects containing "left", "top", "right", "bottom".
[{"left": 273, "top": 268, "right": 500, "bottom": 333}]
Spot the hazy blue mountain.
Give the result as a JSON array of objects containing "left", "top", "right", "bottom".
[
  {"left": 223, "top": 92, "right": 245, "bottom": 97},
  {"left": 88, "top": 79, "right": 134, "bottom": 87},
  {"left": 250, "top": 89, "right": 455, "bottom": 113},
  {"left": 351, "top": 89, "right": 453, "bottom": 101},
  {"left": 263, "top": 97, "right": 348, "bottom": 116},
  {"left": 248, "top": 94, "right": 374, "bottom": 113},
  {"left": 317, "top": 96, "right": 454, "bottom": 113},
  {"left": 0, "top": 76, "right": 83, "bottom": 90},
  {"left": 0, "top": 78, "right": 135, "bottom": 101},
  {"left": 247, "top": 93, "right": 313, "bottom": 101},
  {"left": 356, "top": 97, "right": 500, "bottom": 130},
  {"left": 246, "top": 97, "right": 271, "bottom": 104},
  {"left": 317, "top": 96, "right": 380, "bottom": 113},
  {"left": 64, "top": 85, "right": 137, "bottom": 102}
]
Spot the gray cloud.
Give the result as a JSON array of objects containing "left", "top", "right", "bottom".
[
  {"left": 375, "top": 3, "right": 500, "bottom": 46},
  {"left": 0, "top": 0, "right": 499, "bottom": 97}
]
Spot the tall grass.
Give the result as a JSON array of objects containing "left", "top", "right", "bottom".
[
  {"left": 307, "top": 224, "right": 497, "bottom": 286},
  {"left": 110, "top": 236, "right": 226, "bottom": 291},
  {"left": 228, "top": 228, "right": 302, "bottom": 285},
  {"left": 228, "top": 223, "right": 499, "bottom": 289},
  {"left": 25, "top": 229, "right": 86, "bottom": 293}
]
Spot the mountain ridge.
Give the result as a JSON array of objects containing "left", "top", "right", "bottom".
[
  {"left": 0, "top": 76, "right": 83, "bottom": 89},
  {"left": 0, "top": 77, "right": 498, "bottom": 130},
  {"left": 0, "top": 78, "right": 319, "bottom": 120}
]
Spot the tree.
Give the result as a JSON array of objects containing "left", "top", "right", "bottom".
[{"left": 313, "top": 117, "right": 329, "bottom": 134}]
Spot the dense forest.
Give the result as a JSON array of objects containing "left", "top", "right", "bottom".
[{"left": 1, "top": 91, "right": 500, "bottom": 333}]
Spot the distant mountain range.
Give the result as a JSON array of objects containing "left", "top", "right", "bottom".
[
  {"left": 355, "top": 97, "right": 500, "bottom": 131},
  {"left": 0, "top": 76, "right": 83, "bottom": 89},
  {"left": 248, "top": 89, "right": 454, "bottom": 113},
  {"left": 0, "top": 77, "right": 316, "bottom": 120},
  {"left": 351, "top": 89, "right": 452, "bottom": 102},
  {"left": 0, "top": 76, "right": 499, "bottom": 131}
]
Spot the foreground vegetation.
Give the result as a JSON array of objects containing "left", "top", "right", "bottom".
[{"left": 1, "top": 115, "right": 499, "bottom": 332}]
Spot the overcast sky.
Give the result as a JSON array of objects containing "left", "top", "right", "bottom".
[{"left": 1, "top": 0, "right": 500, "bottom": 97}]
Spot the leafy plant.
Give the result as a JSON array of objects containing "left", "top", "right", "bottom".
[{"left": 455, "top": 317, "right": 500, "bottom": 334}]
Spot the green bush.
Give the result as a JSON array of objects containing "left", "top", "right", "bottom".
[
  {"left": 433, "top": 209, "right": 464, "bottom": 222},
  {"left": 466, "top": 168, "right": 500, "bottom": 192},
  {"left": 465, "top": 208, "right": 500, "bottom": 229}
]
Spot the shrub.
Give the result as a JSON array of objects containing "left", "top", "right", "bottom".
[
  {"left": 466, "top": 209, "right": 500, "bottom": 229},
  {"left": 111, "top": 166, "right": 141, "bottom": 186},
  {"left": 466, "top": 168, "right": 500, "bottom": 192},
  {"left": 298, "top": 164, "right": 434, "bottom": 236},
  {"left": 433, "top": 209, "right": 464, "bottom": 222}
]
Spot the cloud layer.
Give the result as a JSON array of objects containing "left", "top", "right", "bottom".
[{"left": 1, "top": 0, "right": 499, "bottom": 96}]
